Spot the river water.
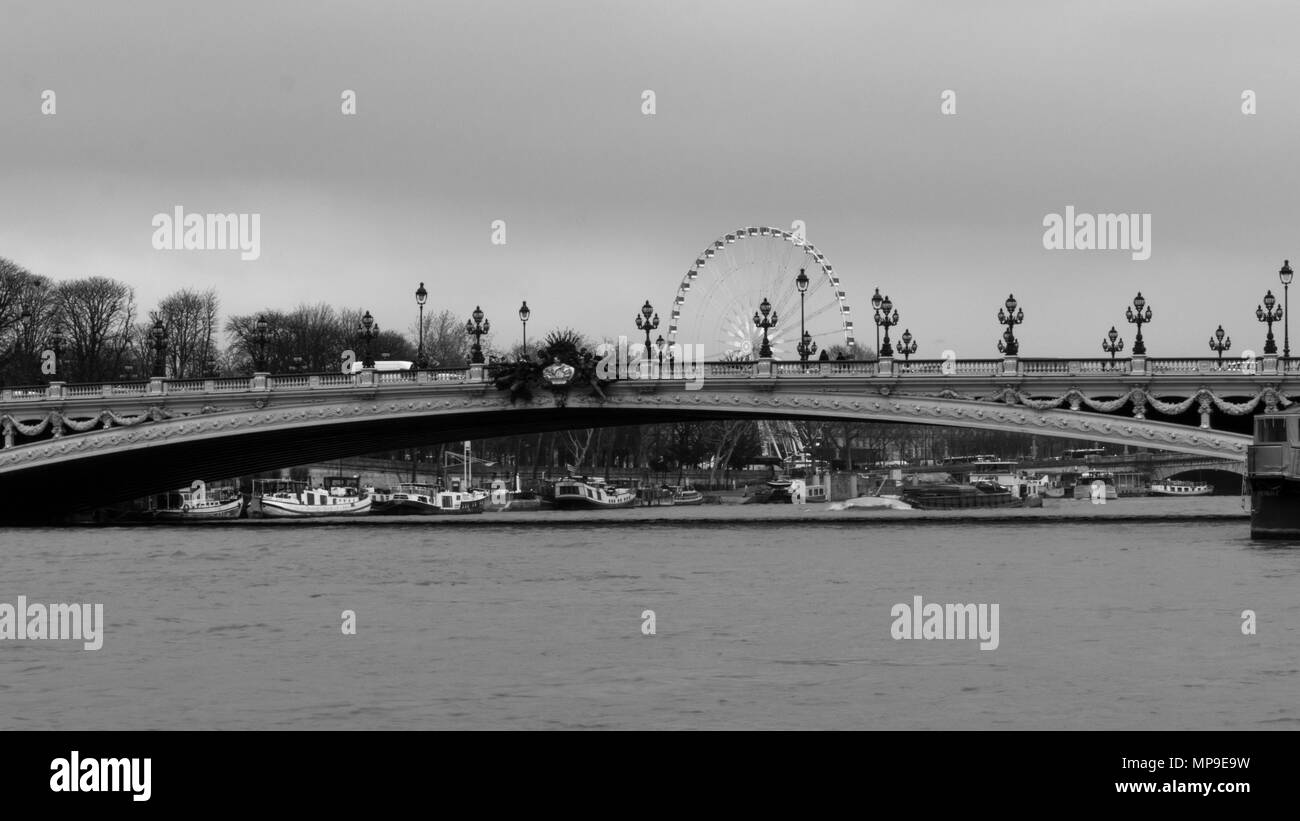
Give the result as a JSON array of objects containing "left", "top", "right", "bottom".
[{"left": 1, "top": 498, "right": 1296, "bottom": 730}]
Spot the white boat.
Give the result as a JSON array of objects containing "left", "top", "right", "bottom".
[
  {"left": 1072, "top": 471, "right": 1118, "bottom": 500},
  {"left": 1149, "top": 480, "right": 1214, "bottom": 496},
  {"left": 433, "top": 478, "right": 487, "bottom": 514},
  {"left": 543, "top": 476, "right": 636, "bottom": 509},
  {"left": 154, "top": 480, "right": 244, "bottom": 520},
  {"left": 669, "top": 486, "right": 705, "bottom": 506},
  {"left": 828, "top": 496, "right": 914, "bottom": 511},
  {"left": 256, "top": 476, "right": 373, "bottom": 518}
]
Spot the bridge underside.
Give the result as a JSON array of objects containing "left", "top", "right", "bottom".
[{"left": 0, "top": 385, "right": 1252, "bottom": 521}]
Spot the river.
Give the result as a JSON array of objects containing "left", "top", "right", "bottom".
[{"left": 1, "top": 497, "right": 1296, "bottom": 729}]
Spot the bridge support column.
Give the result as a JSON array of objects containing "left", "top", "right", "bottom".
[{"left": 876, "top": 356, "right": 894, "bottom": 376}]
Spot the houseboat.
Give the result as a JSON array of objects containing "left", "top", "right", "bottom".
[
  {"left": 1247, "top": 409, "right": 1300, "bottom": 538},
  {"left": 902, "top": 481, "right": 1025, "bottom": 510},
  {"left": 255, "top": 476, "right": 373, "bottom": 518},
  {"left": 1148, "top": 479, "right": 1214, "bottom": 497},
  {"left": 153, "top": 480, "right": 244, "bottom": 521},
  {"left": 1071, "top": 471, "right": 1118, "bottom": 501},
  {"left": 542, "top": 476, "right": 637, "bottom": 510}
]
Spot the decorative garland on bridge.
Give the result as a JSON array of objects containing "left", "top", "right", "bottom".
[
  {"left": 984, "top": 386, "right": 1291, "bottom": 418},
  {"left": 2, "top": 407, "right": 175, "bottom": 442}
]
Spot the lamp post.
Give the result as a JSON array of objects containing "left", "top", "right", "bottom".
[
  {"left": 288, "top": 355, "right": 306, "bottom": 374},
  {"left": 753, "top": 297, "right": 778, "bottom": 359},
  {"left": 252, "top": 315, "right": 271, "bottom": 372},
  {"left": 996, "top": 294, "right": 1024, "bottom": 356},
  {"left": 656, "top": 334, "right": 665, "bottom": 374},
  {"left": 357, "top": 310, "right": 379, "bottom": 368},
  {"left": 1280, "top": 260, "right": 1293, "bottom": 360},
  {"left": 49, "top": 324, "right": 65, "bottom": 380},
  {"left": 465, "top": 306, "right": 488, "bottom": 364},
  {"left": 636, "top": 300, "right": 659, "bottom": 357},
  {"left": 797, "top": 330, "right": 817, "bottom": 363},
  {"left": 519, "top": 300, "right": 530, "bottom": 359},
  {"left": 874, "top": 295, "right": 898, "bottom": 357},
  {"left": 1125, "top": 292, "right": 1152, "bottom": 355},
  {"left": 871, "top": 288, "right": 884, "bottom": 359},
  {"left": 1102, "top": 325, "right": 1124, "bottom": 365},
  {"left": 898, "top": 328, "right": 918, "bottom": 362},
  {"left": 1256, "top": 290, "right": 1282, "bottom": 355},
  {"left": 150, "top": 318, "right": 168, "bottom": 377},
  {"left": 795, "top": 268, "right": 817, "bottom": 363},
  {"left": 415, "top": 282, "right": 428, "bottom": 369},
  {"left": 1208, "top": 325, "right": 1231, "bottom": 363}
]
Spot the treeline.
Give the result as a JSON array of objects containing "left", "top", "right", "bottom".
[{"left": 0, "top": 258, "right": 477, "bottom": 383}]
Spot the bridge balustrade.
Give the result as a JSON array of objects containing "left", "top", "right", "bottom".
[{"left": 0, "top": 354, "right": 1294, "bottom": 410}]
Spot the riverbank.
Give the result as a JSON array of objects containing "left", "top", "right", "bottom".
[{"left": 39, "top": 496, "right": 1252, "bottom": 527}]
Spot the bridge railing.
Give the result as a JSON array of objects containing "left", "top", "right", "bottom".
[{"left": 1, "top": 354, "right": 1294, "bottom": 407}]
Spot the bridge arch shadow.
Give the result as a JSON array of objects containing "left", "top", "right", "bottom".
[{"left": 0, "top": 388, "right": 1251, "bottom": 521}]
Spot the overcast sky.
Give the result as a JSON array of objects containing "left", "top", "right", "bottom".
[{"left": 3, "top": 0, "right": 1299, "bottom": 359}]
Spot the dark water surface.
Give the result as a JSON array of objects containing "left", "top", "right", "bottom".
[{"left": 0, "top": 502, "right": 1295, "bottom": 729}]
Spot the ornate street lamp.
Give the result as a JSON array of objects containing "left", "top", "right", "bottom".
[
  {"left": 48, "top": 324, "right": 65, "bottom": 379},
  {"left": 898, "top": 328, "right": 918, "bottom": 362},
  {"left": 795, "top": 268, "right": 817, "bottom": 363},
  {"left": 464, "top": 306, "right": 488, "bottom": 364},
  {"left": 1280, "top": 260, "right": 1293, "bottom": 360},
  {"left": 1125, "top": 292, "right": 1153, "bottom": 356},
  {"left": 357, "top": 310, "right": 380, "bottom": 368},
  {"left": 1208, "top": 324, "right": 1231, "bottom": 363},
  {"left": 1256, "top": 290, "right": 1282, "bottom": 355},
  {"left": 288, "top": 355, "right": 306, "bottom": 374},
  {"left": 636, "top": 300, "right": 659, "bottom": 356},
  {"left": 415, "top": 282, "right": 428, "bottom": 369},
  {"left": 753, "top": 297, "right": 778, "bottom": 359},
  {"left": 150, "top": 318, "right": 168, "bottom": 377},
  {"left": 875, "top": 294, "right": 898, "bottom": 357},
  {"left": 996, "top": 294, "right": 1024, "bottom": 356},
  {"left": 518, "top": 300, "right": 531, "bottom": 359},
  {"left": 871, "top": 287, "right": 884, "bottom": 359},
  {"left": 656, "top": 334, "right": 666, "bottom": 372},
  {"left": 1102, "top": 325, "right": 1124, "bottom": 364},
  {"left": 797, "top": 330, "right": 817, "bottom": 363},
  {"left": 252, "top": 315, "right": 272, "bottom": 372}
]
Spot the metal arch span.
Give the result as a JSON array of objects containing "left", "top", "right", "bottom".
[{"left": 0, "top": 382, "right": 1249, "bottom": 521}]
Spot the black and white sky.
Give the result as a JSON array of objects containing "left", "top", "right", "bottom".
[{"left": 2, "top": 0, "right": 1298, "bottom": 358}]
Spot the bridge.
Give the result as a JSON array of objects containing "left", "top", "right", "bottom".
[{"left": 0, "top": 352, "right": 1289, "bottom": 520}]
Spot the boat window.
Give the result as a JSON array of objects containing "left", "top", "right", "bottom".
[{"left": 1257, "top": 417, "right": 1288, "bottom": 442}]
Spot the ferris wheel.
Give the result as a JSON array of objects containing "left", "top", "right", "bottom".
[{"left": 667, "top": 226, "right": 856, "bottom": 360}]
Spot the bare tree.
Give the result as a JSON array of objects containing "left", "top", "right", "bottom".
[{"left": 51, "top": 276, "right": 136, "bottom": 382}]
